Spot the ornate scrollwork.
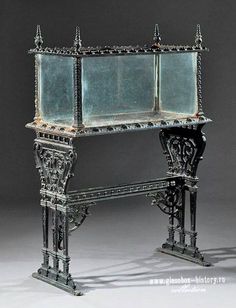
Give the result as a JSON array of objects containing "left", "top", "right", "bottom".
[
  {"left": 160, "top": 126, "right": 206, "bottom": 177},
  {"left": 168, "top": 136, "right": 196, "bottom": 176},
  {"left": 34, "top": 142, "right": 77, "bottom": 194},
  {"left": 148, "top": 186, "right": 182, "bottom": 227},
  {"left": 68, "top": 203, "right": 94, "bottom": 234}
]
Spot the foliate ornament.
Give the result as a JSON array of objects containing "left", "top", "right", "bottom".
[
  {"left": 160, "top": 127, "right": 206, "bottom": 177},
  {"left": 34, "top": 142, "right": 77, "bottom": 194},
  {"left": 148, "top": 186, "right": 182, "bottom": 227},
  {"left": 168, "top": 136, "right": 195, "bottom": 176},
  {"left": 68, "top": 203, "right": 93, "bottom": 233}
]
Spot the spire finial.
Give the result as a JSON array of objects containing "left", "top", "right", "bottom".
[
  {"left": 152, "top": 24, "right": 161, "bottom": 47},
  {"left": 195, "top": 24, "right": 202, "bottom": 48},
  {"left": 74, "top": 26, "right": 82, "bottom": 51},
  {"left": 34, "top": 25, "right": 43, "bottom": 49}
]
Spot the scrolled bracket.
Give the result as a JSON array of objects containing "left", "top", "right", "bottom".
[
  {"left": 68, "top": 202, "right": 95, "bottom": 234},
  {"left": 148, "top": 186, "right": 182, "bottom": 227},
  {"left": 159, "top": 125, "right": 206, "bottom": 178}
]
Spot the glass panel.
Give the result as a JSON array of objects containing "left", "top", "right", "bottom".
[
  {"left": 159, "top": 53, "right": 197, "bottom": 115},
  {"left": 38, "top": 54, "right": 74, "bottom": 126},
  {"left": 82, "top": 55, "right": 156, "bottom": 126}
]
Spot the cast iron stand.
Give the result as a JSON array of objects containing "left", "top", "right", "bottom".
[{"left": 31, "top": 123, "right": 210, "bottom": 296}]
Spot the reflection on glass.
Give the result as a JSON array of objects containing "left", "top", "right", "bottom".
[
  {"left": 159, "top": 53, "right": 197, "bottom": 115},
  {"left": 82, "top": 55, "right": 156, "bottom": 125},
  {"left": 38, "top": 54, "right": 74, "bottom": 126},
  {"left": 37, "top": 52, "right": 198, "bottom": 128}
]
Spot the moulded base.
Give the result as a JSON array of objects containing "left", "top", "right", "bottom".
[
  {"left": 32, "top": 272, "right": 84, "bottom": 296},
  {"left": 158, "top": 244, "right": 211, "bottom": 267}
]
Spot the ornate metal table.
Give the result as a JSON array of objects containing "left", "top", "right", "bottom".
[{"left": 26, "top": 24, "right": 211, "bottom": 295}]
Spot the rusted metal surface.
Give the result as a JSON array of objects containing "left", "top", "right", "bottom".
[{"left": 26, "top": 115, "right": 211, "bottom": 137}]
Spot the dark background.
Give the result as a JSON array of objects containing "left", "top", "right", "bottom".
[{"left": 0, "top": 0, "right": 235, "bottom": 211}]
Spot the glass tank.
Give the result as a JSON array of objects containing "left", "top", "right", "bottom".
[
  {"left": 159, "top": 53, "right": 197, "bottom": 115},
  {"left": 37, "top": 54, "right": 75, "bottom": 126},
  {"left": 82, "top": 55, "right": 156, "bottom": 125},
  {"left": 37, "top": 52, "right": 198, "bottom": 127}
]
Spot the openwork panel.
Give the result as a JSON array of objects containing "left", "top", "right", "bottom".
[
  {"left": 160, "top": 125, "right": 206, "bottom": 177},
  {"left": 34, "top": 139, "right": 77, "bottom": 194}
]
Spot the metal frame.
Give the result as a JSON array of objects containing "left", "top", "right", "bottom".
[
  {"left": 27, "top": 24, "right": 211, "bottom": 136},
  {"left": 27, "top": 24, "right": 211, "bottom": 295},
  {"left": 73, "top": 57, "right": 83, "bottom": 128},
  {"left": 31, "top": 124, "right": 210, "bottom": 296}
]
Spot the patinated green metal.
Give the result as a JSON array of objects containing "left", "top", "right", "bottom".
[{"left": 27, "top": 24, "right": 211, "bottom": 295}]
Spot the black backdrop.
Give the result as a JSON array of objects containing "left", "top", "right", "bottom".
[{"left": 0, "top": 0, "right": 235, "bottom": 210}]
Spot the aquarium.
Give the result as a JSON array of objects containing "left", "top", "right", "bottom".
[{"left": 36, "top": 52, "right": 198, "bottom": 128}]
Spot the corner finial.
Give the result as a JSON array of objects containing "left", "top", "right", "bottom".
[
  {"left": 195, "top": 24, "right": 202, "bottom": 48},
  {"left": 34, "top": 25, "right": 43, "bottom": 49},
  {"left": 152, "top": 24, "right": 161, "bottom": 47},
  {"left": 74, "top": 26, "right": 82, "bottom": 51}
]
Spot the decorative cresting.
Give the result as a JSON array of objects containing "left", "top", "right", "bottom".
[
  {"left": 160, "top": 125, "right": 206, "bottom": 177},
  {"left": 34, "top": 141, "right": 77, "bottom": 194},
  {"left": 28, "top": 24, "right": 209, "bottom": 58}
]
